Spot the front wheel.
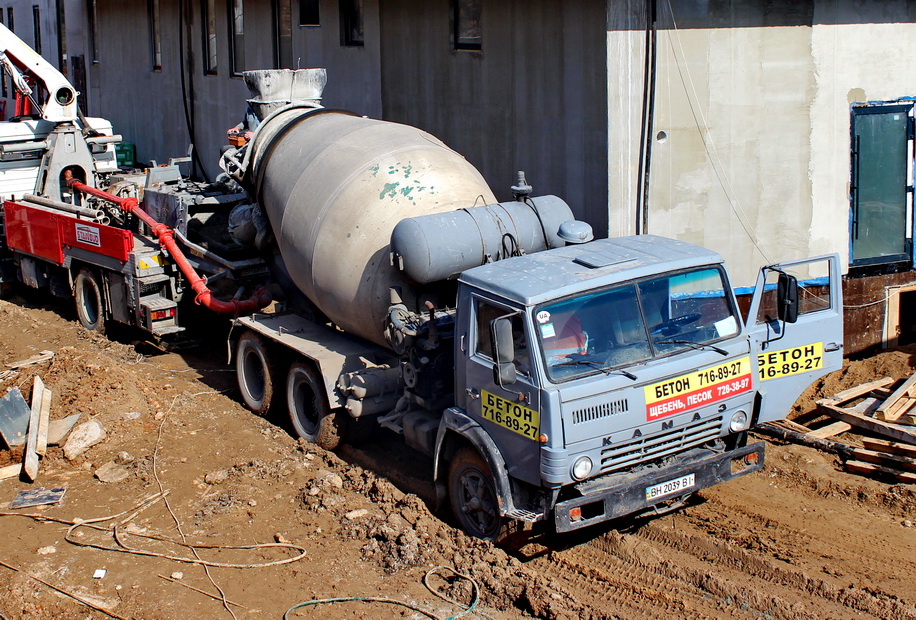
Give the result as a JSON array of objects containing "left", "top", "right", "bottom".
[
  {"left": 73, "top": 268, "right": 106, "bottom": 334},
  {"left": 448, "top": 447, "right": 507, "bottom": 541},
  {"left": 286, "top": 361, "right": 341, "bottom": 449}
]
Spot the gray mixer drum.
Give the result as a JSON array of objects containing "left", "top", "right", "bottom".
[{"left": 249, "top": 109, "right": 497, "bottom": 348}]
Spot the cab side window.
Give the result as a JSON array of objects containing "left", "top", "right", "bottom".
[{"left": 474, "top": 300, "right": 531, "bottom": 375}]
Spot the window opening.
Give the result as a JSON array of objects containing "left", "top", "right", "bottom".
[
  {"left": 55, "top": 0, "right": 67, "bottom": 75},
  {"left": 229, "top": 0, "right": 245, "bottom": 76},
  {"left": 202, "top": 0, "right": 217, "bottom": 74},
  {"left": 451, "top": 0, "right": 481, "bottom": 51},
  {"left": 339, "top": 0, "right": 363, "bottom": 47},
  {"left": 148, "top": 0, "right": 161, "bottom": 71},
  {"left": 274, "top": 0, "right": 293, "bottom": 68},
  {"left": 300, "top": 0, "right": 319, "bottom": 26},
  {"left": 88, "top": 0, "right": 99, "bottom": 63},
  {"left": 474, "top": 300, "right": 531, "bottom": 377},
  {"left": 850, "top": 103, "right": 914, "bottom": 266},
  {"left": 755, "top": 259, "right": 832, "bottom": 326},
  {"left": 31, "top": 5, "right": 40, "bottom": 55}
]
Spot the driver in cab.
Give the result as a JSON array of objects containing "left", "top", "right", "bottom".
[{"left": 541, "top": 311, "right": 588, "bottom": 366}]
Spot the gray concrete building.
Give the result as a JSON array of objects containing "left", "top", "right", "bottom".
[{"left": 5, "top": 0, "right": 916, "bottom": 353}]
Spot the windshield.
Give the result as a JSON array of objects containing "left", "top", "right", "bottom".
[{"left": 536, "top": 266, "right": 740, "bottom": 382}]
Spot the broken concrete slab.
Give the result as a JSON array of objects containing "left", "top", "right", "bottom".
[
  {"left": 0, "top": 388, "right": 31, "bottom": 448},
  {"left": 94, "top": 461, "right": 129, "bottom": 484},
  {"left": 63, "top": 419, "right": 106, "bottom": 460},
  {"left": 47, "top": 413, "right": 82, "bottom": 446}
]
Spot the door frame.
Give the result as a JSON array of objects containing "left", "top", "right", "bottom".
[{"left": 849, "top": 101, "right": 914, "bottom": 267}]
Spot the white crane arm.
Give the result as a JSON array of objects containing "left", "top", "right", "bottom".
[{"left": 0, "top": 22, "right": 77, "bottom": 122}]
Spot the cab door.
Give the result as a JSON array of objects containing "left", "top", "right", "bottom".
[
  {"left": 746, "top": 254, "right": 844, "bottom": 424},
  {"left": 464, "top": 295, "right": 542, "bottom": 485}
]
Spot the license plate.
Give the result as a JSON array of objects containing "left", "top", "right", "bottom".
[{"left": 645, "top": 473, "right": 695, "bottom": 502}]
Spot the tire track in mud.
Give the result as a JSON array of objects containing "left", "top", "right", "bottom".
[{"left": 536, "top": 520, "right": 915, "bottom": 620}]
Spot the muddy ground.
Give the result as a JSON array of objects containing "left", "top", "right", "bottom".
[{"left": 0, "top": 291, "right": 914, "bottom": 619}]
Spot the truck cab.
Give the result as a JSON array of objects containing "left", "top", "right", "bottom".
[{"left": 439, "top": 235, "right": 842, "bottom": 538}]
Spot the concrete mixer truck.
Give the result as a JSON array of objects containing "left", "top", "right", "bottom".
[
  {"left": 0, "top": 38, "right": 844, "bottom": 538},
  {"left": 213, "top": 70, "right": 844, "bottom": 539}
]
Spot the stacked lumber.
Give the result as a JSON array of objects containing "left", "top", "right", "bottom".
[{"left": 760, "top": 374, "right": 916, "bottom": 484}]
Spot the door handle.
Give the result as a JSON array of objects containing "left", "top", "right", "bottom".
[
  {"left": 466, "top": 387, "right": 480, "bottom": 400},
  {"left": 825, "top": 342, "right": 842, "bottom": 352}
]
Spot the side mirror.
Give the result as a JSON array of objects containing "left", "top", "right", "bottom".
[
  {"left": 491, "top": 317, "right": 517, "bottom": 386},
  {"left": 777, "top": 272, "right": 799, "bottom": 324}
]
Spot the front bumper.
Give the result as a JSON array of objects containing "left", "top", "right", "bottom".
[{"left": 553, "top": 441, "right": 764, "bottom": 532}]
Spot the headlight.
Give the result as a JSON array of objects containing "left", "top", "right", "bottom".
[
  {"left": 729, "top": 410, "right": 749, "bottom": 432},
  {"left": 572, "top": 456, "right": 593, "bottom": 480}
]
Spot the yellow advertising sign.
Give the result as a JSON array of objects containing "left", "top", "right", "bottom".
[
  {"left": 481, "top": 390, "right": 540, "bottom": 441},
  {"left": 757, "top": 342, "right": 823, "bottom": 381},
  {"left": 643, "top": 357, "right": 752, "bottom": 421}
]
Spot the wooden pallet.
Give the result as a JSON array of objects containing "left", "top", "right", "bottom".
[
  {"left": 816, "top": 375, "right": 916, "bottom": 444},
  {"left": 758, "top": 375, "right": 916, "bottom": 483},
  {"left": 874, "top": 372, "right": 916, "bottom": 424}
]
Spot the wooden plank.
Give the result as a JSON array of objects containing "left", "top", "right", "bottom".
[
  {"left": 861, "top": 438, "right": 916, "bottom": 459},
  {"left": 22, "top": 376, "right": 43, "bottom": 481},
  {"left": 4, "top": 350, "right": 54, "bottom": 370},
  {"left": 851, "top": 447, "right": 916, "bottom": 473},
  {"left": 0, "top": 463, "right": 21, "bottom": 481},
  {"left": 844, "top": 460, "right": 916, "bottom": 484},
  {"left": 876, "top": 373, "right": 916, "bottom": 415},
  {"left": 774, "top": 419, "right": 813, "bottom": 434},
  {"left": 758, "top": 423, "right": 855, "bottom": 459},
  {"left": 881, "top": 396, "right": 916, "bottom": 422},
  {"left": 825, "top": 377, "right": 895, "bottom": 406},
  {"left": 818, "top": 401, "right": 916, "bottom": 445},
  {"left": 35, "top": 387, "right": 51, "bottom": 456},
  {"left": 807, "top": 421, "right": 852, "bottom": 439}
]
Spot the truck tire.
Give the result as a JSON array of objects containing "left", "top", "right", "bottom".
[
  {"left": 236, "top": 331, "right": 277, "bottom": 416},
  {"left": 448, "top": 446, "right": 507, "bottom": 541},
  {"left": 287, "top": 361, "right": 341, "bottom": 450},
  {"left": 74, "top": 268, "right": 106, "bottom": 334}
]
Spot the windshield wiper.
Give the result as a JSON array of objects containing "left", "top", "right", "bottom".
[
  {"left": 552, "top": 359, "right": 638, "bottom": 380},
  {"left": 655, "top": 340, "right": 728, "bottom": 356}
]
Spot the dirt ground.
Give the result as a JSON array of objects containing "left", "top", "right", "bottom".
[{"left": 0, "top": 291, "right": 914, "bottom": 620}]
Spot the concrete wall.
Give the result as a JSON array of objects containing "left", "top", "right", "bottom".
[
  {"left": 378, "top": 0, "right": 608, "bottom": 230},
  {"left": 608, "top": 1, "right": 916, "bottom": 288}
]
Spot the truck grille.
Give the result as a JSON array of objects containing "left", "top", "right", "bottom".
[
  {"left": 572, "top": 398, "right": 629, "bottom": 424},
  {"left": 599, "top": 415, "right": 723, "bottom": 474}
]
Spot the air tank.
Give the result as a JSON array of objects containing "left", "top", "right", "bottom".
[{"left": 247, "top": 107, "right": 497, "bottom": 348}]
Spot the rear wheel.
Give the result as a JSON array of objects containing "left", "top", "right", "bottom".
[
  {"left": 448, "top": 447, "right": 507, "bottom": 541},
  {"left": 235, "top": 331, "right": 277, "bottom": 416},
  {"left": 287, "top": 361, "right": 341, "bottom": 449},
  {"left": 74, "top": 268, "right": 105, "bottom": 334}
]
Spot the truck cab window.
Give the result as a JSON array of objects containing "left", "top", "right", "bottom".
[
  {"left": 475, "top": 301, "right": 530, "bottom": 375},
  {"left": 538, "top": 266, "right": 740, "bottom": 383},
  {"left": 755, "top": 260, "right": 832, "bottom": 325}
]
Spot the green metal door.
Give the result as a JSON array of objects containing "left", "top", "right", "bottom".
[{"left": 851, "top": 105, "right": 912, "bottom": 266}]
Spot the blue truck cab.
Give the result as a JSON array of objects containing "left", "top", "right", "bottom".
[{"left": 436, "top": 235, "right": 843, "bottom": 538}]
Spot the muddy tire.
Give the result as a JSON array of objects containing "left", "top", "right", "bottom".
[
  {"left": 448, "top": 446, "right": 507, "bottom": 541},
  {"left": 236, "top": 331, "right": 277, "bottom": 416},
  {"left": 287, "top": 361, "right": 341, "bottom": 449},
  {"left": 74, "top": 268, "right": 105, "bottom": 334}
]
